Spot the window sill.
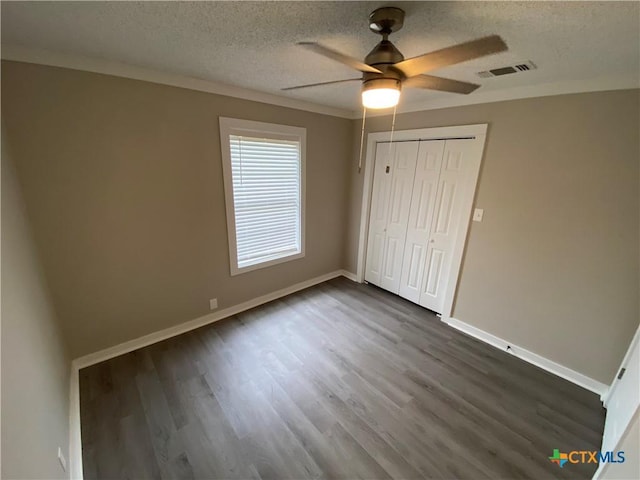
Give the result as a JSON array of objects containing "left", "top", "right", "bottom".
[{"left": 230, "top": 251, "right": 305, "bottom": 276}]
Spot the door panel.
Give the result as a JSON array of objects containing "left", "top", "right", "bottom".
[
  {"left": 398, "top": 141, "right": 445, "bottom": 302},
  {"left": 419, "top": 140, "right": 475, "bottom": 313},
  {"left": 384, "top": 237, "right": 399, "bottom": 278},
  {"left": 433, "top": 181, "right": 457, "bottom": 234},
  {"left": 364, "top": 143, "right": 394, "bottom": 286},
  {"left": 365, "top": 142, "right": 419, "bottom": 293},
  {"left": 405, "top": 244, "right": 424, "bottom": 290},
  {"left": 380, "top": 142, "right": 419, "bottom": 293},
  {"left": 424, "top": 248, "right": 444, "bottom": 296},
  {"left": 367, "top": 232, "right": 385, "bottom": 279}
]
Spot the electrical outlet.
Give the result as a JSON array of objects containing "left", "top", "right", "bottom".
[
  {"left": 57, "top": 447, "right": 67, "bottom": 472},
  {"left": 473, "top": 208, "right": 484, "bottom": 222},
  {"left": 209, "top": 298, "right": 218, "bottom": 310}
]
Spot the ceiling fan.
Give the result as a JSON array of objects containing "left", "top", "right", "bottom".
[{"left": 283, "top": 7, "right": 508, "bottom": 109}]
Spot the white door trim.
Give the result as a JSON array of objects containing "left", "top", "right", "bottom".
[
  {"left": 356, "top": 124, "right": 488, "bottom": 320},
  {"left": 602, "top": 325, "right": 640, "bottom": 406}
]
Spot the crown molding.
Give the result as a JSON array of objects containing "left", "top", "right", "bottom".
[
  {"left": 1, "top": 45, "right": 354, "bottom": 119},
  {"left": 3, "top": 45, "right": 638, "bottom": 121},
  {"left": 358, "top": 73, "right": 640, "bottom": 119}
]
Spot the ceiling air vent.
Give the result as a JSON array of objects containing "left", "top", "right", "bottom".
[{"left": 477, "top": 61, "right": 537, "bottom": 78}]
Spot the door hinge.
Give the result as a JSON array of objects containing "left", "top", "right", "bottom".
[{"left": 617, "top": 367, "right": 626, "bottom": 380}]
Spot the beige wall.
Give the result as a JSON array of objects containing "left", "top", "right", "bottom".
[
  {"left": 1, "top": 61, "right": 353, "bottom": 357},
  {"left": 1, "top": 127, "right": 71, "bottom": 479},
  {"left": 346, "top": 90, "right": 640, "bottom": 384},
  {"left": 3, "top": 59, "right": 638, "bottom": 387}
]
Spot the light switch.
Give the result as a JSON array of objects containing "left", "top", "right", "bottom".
[{"left": 473, "top": 208, "right": 484, "bottom": 222}]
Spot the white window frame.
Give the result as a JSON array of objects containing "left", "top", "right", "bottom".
[{"left": 219, "top": 117, "right": 306, "bottom": 275}]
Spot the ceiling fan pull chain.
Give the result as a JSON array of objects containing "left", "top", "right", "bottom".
[
  {"left": 387, "top": 103, "right": 398, "bottom": 159},
  {"left": 358, "top": 106, "right": 368, "bottom": 173}
]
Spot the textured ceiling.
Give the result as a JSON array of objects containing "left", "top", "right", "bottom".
[{"left": 2, "top": 1, "right": 639, "bottom": 115}]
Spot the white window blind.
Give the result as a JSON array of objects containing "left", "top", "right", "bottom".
[{"left": 229, "top": 135, "right": 301, "bottom": 269}]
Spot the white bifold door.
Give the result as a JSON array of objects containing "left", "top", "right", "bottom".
[
  {"left": 365, "top": 138, "right": 481, "bottom": 314},
  {"left": 365, "top": 142, "right": 420, "bottom": 293}
]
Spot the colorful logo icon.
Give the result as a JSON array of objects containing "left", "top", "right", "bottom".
[
  {"left": 549, "top": 449, "right": 625, "bottom": 468},
  {"left": 549, "top": 449, "right": 568, "bottom": 468}
]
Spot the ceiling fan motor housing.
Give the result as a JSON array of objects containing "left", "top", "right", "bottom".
[
  {"left": 365, "top": 40, "right": 404, "bottom": 67},
  {"left": 363, "top": 40, "right": 405, "bottom": 93}
]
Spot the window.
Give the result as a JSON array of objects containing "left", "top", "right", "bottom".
[{"left": 219, "top": 117, "right": 305, "bottom": 275}]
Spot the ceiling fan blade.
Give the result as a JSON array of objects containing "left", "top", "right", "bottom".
[
  {"left": 282, "top": 78, "right": 362, "bottom": 91},
  {"left": 404, "top": 74, "right": 480, "bottom": 94},
  {"left": 394, "top": 35, "right": 508, "bottom": 78},
  {"left": 297, "top": 42, "right": 382, "bottom": 74}
]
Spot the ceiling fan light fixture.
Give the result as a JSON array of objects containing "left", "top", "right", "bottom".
[
  {"left": 361, "top": 79, "right": 401, "bottom": 109},
  {"left": 287, "top": 8, "right": 508, "bottom": 107}
]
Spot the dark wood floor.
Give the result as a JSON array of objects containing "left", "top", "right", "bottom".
[{"left": 80, "top": 277, "right": 605, "bottom": 479}]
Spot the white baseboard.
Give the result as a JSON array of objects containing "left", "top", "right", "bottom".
[
  {"left": 68, "top": 269, "right": 354, "bottom": 479},
  {"left": 339, "top": 269, "right": 359, "bottom": 282},
  {"left": 444, "top": 317, "right": 609, "bottom": 397}
]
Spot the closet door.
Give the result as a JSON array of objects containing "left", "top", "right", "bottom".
[
  {"left": 365, "top": 141, "right": 419, "bottom": 293},
  {"left": 364, "top": 143, "right": 394, "bottom": 286},
  {"left": 398, "top": 140, "right": 445, "bottom": 303},
  {"left": 419, "top": 139, "right": 476, "bottom": 313}
]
